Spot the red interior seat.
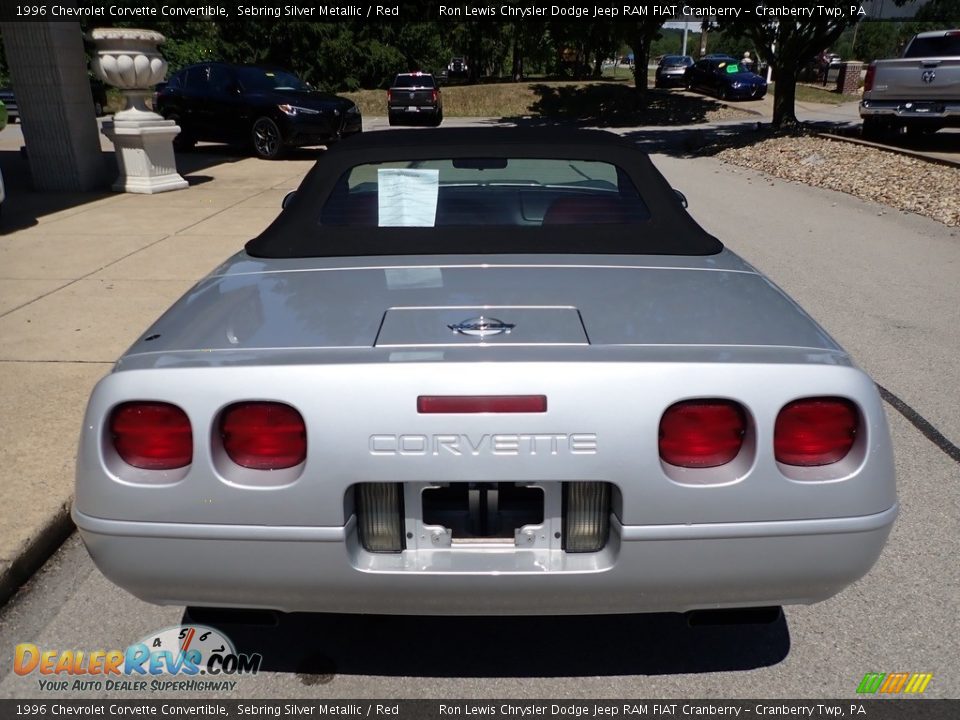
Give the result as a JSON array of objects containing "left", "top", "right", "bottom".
[{"left": 542, "top": 195, "right": 628, "bottom": 225}]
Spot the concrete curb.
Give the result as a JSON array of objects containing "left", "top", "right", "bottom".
[
  {"left": 817, "top": 132, "right": 960, "bottom": 169},
  {"left": 0, "top": 503, "right": 75, "bottom": 606}
]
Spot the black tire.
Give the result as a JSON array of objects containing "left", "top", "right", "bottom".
[
  {"left": 251, "top": 116, "right": 284, "bottom": 160},
  {"left": 388, "top": 114, "right": 399, "bottom": 127},
  {"left": 718, "top": 86, "right": 728, "bottom": 101},
  {"left": 861, "top": 117, "right": 885, "bottom": 141},
  {"left": 166, "top": 114, "right": 196, "bottom": 151},
  {"left": 432, "top": 110, "right": 443, "bottom": 127}
]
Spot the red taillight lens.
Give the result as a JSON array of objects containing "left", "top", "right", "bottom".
[
  {"left": 432, "top": 89, "right": 438, "bottom": 102},
  {"left": 659, "top": 400, "right": 747, "bottom": 468},
  {"left": 775, "top": 397, "right": 858, "bottom": 466},
  {"left": 864, "top": 64, "right": 876, "bottom": 92},
  {"left": 221, "top": 402, "right": 306, "bottom": 470},
  {"left": 110, "top": 402, "right": 192, "bottom": 470},
  {"left": 387, "top": 89, "right": 392, "bottom": 102}
]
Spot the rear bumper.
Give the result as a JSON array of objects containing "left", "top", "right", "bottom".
[
  {"left": 860, "top": 99, "right": 960, "bottom": 123},
  {"left": 388, "top": 104, "right": 441, "bottom": 115},
  {"left": 655, "top": 74, "right": 687, "bottom": 87},
  {"left": 74, "top": 504, "right": 896, "bottom": 615}
]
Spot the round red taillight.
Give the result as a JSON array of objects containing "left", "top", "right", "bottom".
[
  {"left": 775, "top": 397, "right": 858, "bottom": 466},
  {"left": 110, "top": 402, "right": 192, "bottom": 470},
  {"left": 220, "top": 402, "right": 306, "bottom": 470},
  {"left": 659, "top": 400, "right": 747, "bottom": 468}
]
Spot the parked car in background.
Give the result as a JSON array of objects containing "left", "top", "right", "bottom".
[
  {"left": 74, "top": 128, "right": 896, "bottom": 617},
  {"left": 447, "top": 57, "right": 469, "bottom": 79},
  {"left": 156, "top": 63, "right": 362, "bottom": 159},
  {"left": 687, "top": 57, "right": 767, "bottom": 100},
  {"left": 655, "top": 55, "right": 694, "bottom": 88},
  {"left": 89, "top": 78, "right": 108, "bottom": 116},
  {"left": 0, "top": 100, "right": 5, "bottom": 217},
  {"left": 1, "top": 79, "right": 108, "bottom": 120},
  {"left": 0, "top": 89, "right": 18, "bottom": 122},
  {"left": 817, "top": 52, "right": 843, "bottom": 84},
  {"left": 387, "top": 72, "right": 443, "bottom": 126},
  {"left": 861, "top": 29, "right": 960, "bottom": 139}
]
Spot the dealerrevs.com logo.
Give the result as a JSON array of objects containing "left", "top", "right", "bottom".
[{"left": 14, "top": 624, "right": 262, "bottom": 692}]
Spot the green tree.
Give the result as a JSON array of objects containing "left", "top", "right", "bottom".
[
  {"left": 721, "top": 13, "right": 858, "bottom": 127},
  {"left": 626, "top": 20, "right": 666, "bottom": 93}
]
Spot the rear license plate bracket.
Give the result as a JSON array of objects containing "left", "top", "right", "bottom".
[{"left": 422, "top": 483, "right": 544, "bottom": 543}]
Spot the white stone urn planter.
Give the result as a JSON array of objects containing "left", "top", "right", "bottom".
[{"left": 90, "top": 28, "right": 187, "bottom": 194}]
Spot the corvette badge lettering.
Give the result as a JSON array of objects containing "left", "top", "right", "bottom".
[{"left": 369, "top": 433, "right": 597, "bottom": 456}]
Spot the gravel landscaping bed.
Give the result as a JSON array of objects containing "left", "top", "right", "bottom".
[{"left": 713, "top": 135, "right": 960, "bottom": 227}]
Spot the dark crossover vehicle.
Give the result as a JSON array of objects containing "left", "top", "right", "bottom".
[
  {"left": 156, "top": 63, "right": 362, "bottom": 159},
  {"left": 0, "top": 89, "right": 19, "bottom": 122},
  {"left": 387, "top": 72, "right": 443, "bottom": 126},
  {"left": 687, "top": 57, "right": 768, "bottom": 100},
  {"left": 74, "top": 128, "right": 896, "bottom": 616},
  {"left": 655, "top": 55, "right": 694, "bottom": 88}
]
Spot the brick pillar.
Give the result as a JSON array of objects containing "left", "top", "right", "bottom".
[
  {"left": 0, "top": 20, "right": 107, "bottom": 191},
  {"left": 837, "top": 61, "right": 863, "bottom": 95}
]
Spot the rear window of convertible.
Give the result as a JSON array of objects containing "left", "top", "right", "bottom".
[{"left": 319, "top": 158, "right": 651, "bottom": 228}]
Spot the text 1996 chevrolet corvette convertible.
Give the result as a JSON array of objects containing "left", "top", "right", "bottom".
[{"left": 74, "top": 128, "right": 896, "bottom": 615}]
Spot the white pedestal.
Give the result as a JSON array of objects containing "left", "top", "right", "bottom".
[{"left": 102, "top": 115, "right": 188, "bottom": 194}]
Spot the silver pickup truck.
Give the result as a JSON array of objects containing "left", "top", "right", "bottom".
[{"left": 860, "top": 29, "right": 960, "bottom": 138}]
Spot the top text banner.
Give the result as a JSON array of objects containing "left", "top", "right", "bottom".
[{"left": 0, "top": 1, "right": 943, "bottom": 23}]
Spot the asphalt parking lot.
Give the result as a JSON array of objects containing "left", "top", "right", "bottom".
[{"left": 0, "top": 122, "right": 957, "bottom": 698}]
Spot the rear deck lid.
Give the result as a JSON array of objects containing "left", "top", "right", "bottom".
[{"left": 375, "top": 307, "right": 588, "bottom": 347}]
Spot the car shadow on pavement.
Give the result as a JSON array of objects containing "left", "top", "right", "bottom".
[
  {"left": 183, "top": 608, "right": 790, "bottom": 680},
  {"left": 498, "top": 86, "right": 736, "bottom": 128}
]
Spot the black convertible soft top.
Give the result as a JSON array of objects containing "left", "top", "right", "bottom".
[{"left": 245, "top": 127, "right": 723, "bottom": 258}]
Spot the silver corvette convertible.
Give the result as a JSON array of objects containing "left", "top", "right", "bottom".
[{"left": 74, "top": 128, "right": 896, "bottom": 615}]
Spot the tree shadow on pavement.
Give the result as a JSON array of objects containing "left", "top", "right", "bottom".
[
  {"left": 501, "top": 86, "right": 738, "bottom": 128},
  {"left": 184, "top": 607, "right": 790, "bottom": 682},
  {"left": 617, "top": 121, "right": 773, "bottom": 158}
]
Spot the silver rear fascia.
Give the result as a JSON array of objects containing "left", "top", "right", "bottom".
[{"left": 76, "top": 357, "right": 895, "bottom": 529}]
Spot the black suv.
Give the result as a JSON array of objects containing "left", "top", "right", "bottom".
[
  {"left": 156, "top": 63, "right": 361, "bottom": 159},
  {"left": 387, "top": 73, "right": 442, "bottom": 126}
]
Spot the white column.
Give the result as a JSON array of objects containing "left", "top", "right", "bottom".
[{"left": 0, "top": 20, "right": 106, "bottom": 191}]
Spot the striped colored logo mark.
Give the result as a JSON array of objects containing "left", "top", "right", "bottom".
[{"left": 857, "top": 672, "right": 933, "bottom": 694}]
